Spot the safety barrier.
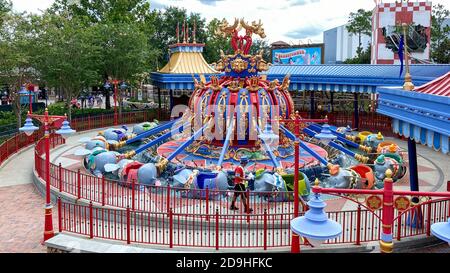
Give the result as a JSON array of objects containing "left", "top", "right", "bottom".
[
  {"left": 28, "top": 109, "right": 450, "bottom": 249},
  {"left": 57, "top": 197, "right": 450, "bottom": 249}
]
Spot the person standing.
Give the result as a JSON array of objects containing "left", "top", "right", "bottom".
[{"left": 230, "top": 156, "right": 253, "bottom": 213}]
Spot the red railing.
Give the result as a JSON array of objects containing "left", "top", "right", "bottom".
[
  {"left": 327, "top": 112, "right": 394, "bottom": 136},
  {"left": 29, "top": 109, "right": 450, "bottom": 249},
  {"left": 0, "top": 128, "right": 44, "bottom": 166},
  {"left": 57, "top": 197, "right": 450, "bottom": 249}
]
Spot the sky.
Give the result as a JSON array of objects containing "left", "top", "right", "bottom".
[{"left": 10, "top": 0, "right": 450, "bottom": 44}]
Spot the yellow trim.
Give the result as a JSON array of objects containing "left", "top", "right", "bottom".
[{"left": 379, "top": 240, "right": 393, "bottom": 253}]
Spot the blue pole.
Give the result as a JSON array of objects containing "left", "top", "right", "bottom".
[
  {"left": 303, "top": 127, "right": 356, "bottom": 157},
  {"left": 256, "top": 125, "right": 281, "bottom": 169},
  {"left": 280, "top": 125, "right": 328, "bottom": 166},
  {"left": 167, "top": 123, "right": 208, "bottom": 161},
  {"left": 308, "top": 124, "right": 359, "bottom": 148},
  {"left": 218, "top": 117, "right": 235, "bottom": 166},
  {"left": 125, "top": 119, "right": 179, "bottom": 145},
  {"left": 133, "top": 121, "right": 190, "bottom": 155},
  {"left": 408, "top": 138, "right": 419, "bottom": 193}
]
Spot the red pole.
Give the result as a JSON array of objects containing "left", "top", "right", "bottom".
[
  {"left": 29, "top": 92, "right": 32, "bottom": 114},
  {"left": 57, "top": 197, "right": 62, "bottom": 233},
  {"left": 205, "top": 187, "right": 209, "bottom": 221},
  {"left": 126, "top": 206, "right": 131, "bottom": 244},
  {"left": 264, "top": 209, "right": 267, "bottom": 250},
  {"left": 166, "top": 185, "right": 171, "bottom": 213},
  {"left": 356, "top": 205, "right": 361, "bottom": 245},
  {"left": 43, "top": 108, "right": 55, "bottom": 242},
  {"left": 131, "top": 179, "right": 135, "bottom": 211},
  {"left": 89, "top": 201, "right": 93, "bottom": 239},
  {"left": 101, "top": 176, "right": 105, "bottom": 206},
  {"left": 77, "top": 169, "right": 81, "bottom": 199},
  {"left": 58, "top": 163, "right": 62, "bottom": 192},
  {"left": 426, "top": 202, "right": 432, "bottom": 236},
  {"left": 169, "top": 208, "right": 173, "bottom": 248},
  {"left": 380, "top": 170, "right": 394, "bottom": 253},
  {"left": 215, "top": 208, "right": 219, "bottom": 250},
  {"left": 291, "top": 114, "right": 300, "bottom": 253}
]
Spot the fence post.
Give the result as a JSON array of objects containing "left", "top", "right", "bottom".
[
  {"left": 58, "top": 197, "right": 62, "bottom": 233},
  {"left": 101, "top": 176, "right": 105, "bottom": 206},
  {"left": 426, "top": 202, "right": 432, "bottom": 237},
  {"left": 166, "top": 185, "right": 171, "bottom": 213},
  {"left": 15, "top": 134, "right": 18, "bottom": 152},
  {"left": 397, "top": 216, "right": 402, "bottom": 241},
  {"left": 58, "top": 163, "right": 62, "bottom": 192},
  {"left": 88, "top": 115, "right": 91, "bottom": 130},
  {"left": 356, "top": 205, "right": 361, "bottom": 245},
  {"left": 246, "top": 188, "right": 250, "bottom": 223},
  {"left": 264, "top": 209, "right": 267, "bottom": 251},
  {"left": 89, "top": 201, "right": 93, "bottom": 239},
  {"left": 215, "top": 208, "right": 219, "bottom": 251},
  {"left": 169, "top": 208, "right": 173, "bottom": 248},
  {"left": 126, "top": 206, "right": 131, "bottom": 244},
  {"left": 77, "top": 169, "right": 81, "bottom": 199},
  {"left": 205, "top": 187, "right": 209, "bottom": 221},
  {"left": 5, "top": 139, "right": 8, "bottom": 159},
  {"left": 131, "top": 179, "right": 136, "bottom": 211}
]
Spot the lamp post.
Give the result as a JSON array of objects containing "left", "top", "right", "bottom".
[
  {"left": 19, "top": 109, "right": 76, "bottom": 242},
  {"left": 291, "top": 183, "right": 342, "bottom": 248}
]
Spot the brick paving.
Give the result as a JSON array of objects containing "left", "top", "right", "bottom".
[{"left": 0, "top": 184, "right": 57, "bottom": 253}]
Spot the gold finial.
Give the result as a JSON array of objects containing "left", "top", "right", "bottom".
[
  {"left": 389, "top": 144, "right": 397, "bottom": 153},
  {"left": 27, "top": 111, "right": 30, "bottom": 114},
  {"left": 45, "top": 108, "right": 48, "bottom": 112},
  {"left": 385, "top": 169, "right": 393, "bottom": 179},
  {"left": 314, "top": 178, "right": 320, "bottom": 187},
  {"left": 377, "top": 132, "right": 383, "bottom": 140}
]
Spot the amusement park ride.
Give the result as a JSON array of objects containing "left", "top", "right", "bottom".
[
  {"left": 22, "top": 18, "right": 450, "bottom": 252},
  {"left": 71, "top": 19, "right": 409, "bottom": 209}
]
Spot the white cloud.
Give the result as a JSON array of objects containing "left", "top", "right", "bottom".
[{"left": 10, "top": 0, "right": 450, "bottom": 44}]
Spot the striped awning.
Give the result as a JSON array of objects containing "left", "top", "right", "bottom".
[
  {"left": 415, "top": 72, "right": 450, "bottom": 97},
  {"left": 393, "top": 119, "right": 449, "bottom": 155},
  {"left": 290, "top": 82, "right": 377, "bottom": 93}
]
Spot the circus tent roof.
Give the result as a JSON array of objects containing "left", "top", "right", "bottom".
[
  {"left": 158, "top": 43, "right": 217, "bottom": 74},
  {"left": 414, "top": 71, "right": 450, "bottom": 97}
]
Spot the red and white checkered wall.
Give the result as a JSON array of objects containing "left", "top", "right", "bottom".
[{"left": 371, "top": 1, "right": 431, "bottom": 64}]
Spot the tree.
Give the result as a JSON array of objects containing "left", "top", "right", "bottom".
[
  {"left": 0, "top": 10, "right": 38, "bottom": 128},
  {"left": 346, "top": 9, "right": 372, "bottom": 58},
  {"left": 344, "top": 44, "right": 371, "bottom": 64},
  {"left": 203, "top": 18, "right": 232, "bottom": 64},
  {"left": 33, "top": 12, "right": 102, "bottom": 120},
  {"left": 250, "top": 39, "right": 271, "bottom": 62},
  {"left": 431, "top": 4, "right": 450, "bottom": 63}
]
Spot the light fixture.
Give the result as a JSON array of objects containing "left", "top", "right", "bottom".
[
  {"left": 19, "top": 115, "right": 38, "bottom": 136},
  {"left": 290, "top": 191, "right": 342, "bottom": 247},
  {"left": 55, "top": 118, "right": 76, "bottom": 140},
  {"left": 315, "top": 124, "right": 337, "bottom": 145},
  {"left": 431, "top": 217, "right": 450, "bottom": 246}
]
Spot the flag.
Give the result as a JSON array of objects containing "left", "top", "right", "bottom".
[{"left": 398, "top": 34, "right": 404, "bottom": 78}]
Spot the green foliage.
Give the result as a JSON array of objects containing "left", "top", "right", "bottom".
[
  {"left": 0, "top": 110, "right": 17, "bottom": 126},
  {"left": 431, "top": 4, "right": 450, "bottom": 64},
  {"left": 346, "top": 8, "right": 372, "bottom": 58},
  {"left": 344, "top": 44, "right": 371, "bottom": 64}
]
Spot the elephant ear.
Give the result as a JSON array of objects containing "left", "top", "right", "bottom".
[
  {"left": 74, "top": 148, "right": 92, "bottom": 156},
  {"left": 104, "top": 163, "right": 119, "bottom": 173}
]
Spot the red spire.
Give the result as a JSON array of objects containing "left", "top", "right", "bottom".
[{"left": 193, "top": 19, "right": 196, "bottom": 43}]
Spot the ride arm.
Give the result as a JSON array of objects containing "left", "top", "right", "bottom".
[
  {"left": 124, "top": 120, "right": 191, "bottom": 158},
  {"left": 279, "top": 124, "right": 329, "bottom": 166},
  {"left": 256, "top": 125, "right": 282, "bottom": 170},
  {"left": 218, "top": 115, "right": 235, "bottom": 167}
]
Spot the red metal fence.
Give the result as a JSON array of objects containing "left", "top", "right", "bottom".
[
  {"left": 327, "top": 112, "right": 394, "bottom": 136},
  {"left": 57, "top": 197, "right": 450, "bottom": 249}
]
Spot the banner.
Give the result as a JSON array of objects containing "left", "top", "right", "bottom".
[{"left": 272, "top": 47, "right": 322, "bottom": 65}]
